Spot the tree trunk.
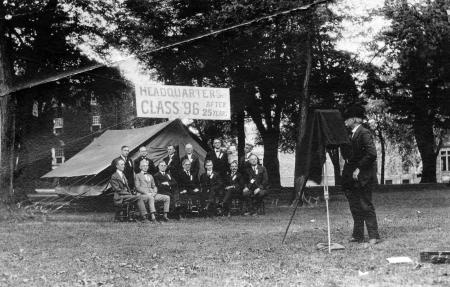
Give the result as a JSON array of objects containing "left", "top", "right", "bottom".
[
  {"left": 293, "top": 31, "right": 312, "bottom": 202},
  {"left": 236, "top": 109, "right": 245, "bottom": 159},
  {"left": 0, "top": 10, "right": 15, "bottom": 206},
  {"left": 377, "top": 129, "right": 385, "bottom": 184},
  {"left": 262, "top": 130, "right": 281, "bottom": 188},
  {"left": 413, "top": 117, "right": 437, "bottom": 183}
]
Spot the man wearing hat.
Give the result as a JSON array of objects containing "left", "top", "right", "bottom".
[{"left": 342, "top": 104, "right": 381, "bottom": 245}]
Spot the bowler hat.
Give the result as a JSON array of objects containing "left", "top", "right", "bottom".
[{"left": 343, "top": 104, "right": 365, "bottom": 120}]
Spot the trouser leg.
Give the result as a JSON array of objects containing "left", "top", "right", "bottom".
[
  {"left": 154, "top": 194, "right": 171, "bottom": 213},
  {"left": 344, "top": 188, "right": 364, "bottom": 239},
  {"left": 122, "top": 195, "right": 148, "bottom": 217},
  {"left": 242, "top": 189, "right": 253, "bottom": 212},
  {"left": 222, "top": 188, "right": 234, "bottom": 213},
  {"left": 360, "top": 183, "right": 380, "bottom": 239}
]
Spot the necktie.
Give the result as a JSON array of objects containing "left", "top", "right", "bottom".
[
  {"left": 187, "top": 171, "right": 190, "bottom": 176},
  {"left": 162, "top": 172, "right": 165, "bottom": 176}
]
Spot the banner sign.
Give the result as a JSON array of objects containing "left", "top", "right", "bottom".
[{"left": 135, "top": 84, "right": 231, "bottom": 120}]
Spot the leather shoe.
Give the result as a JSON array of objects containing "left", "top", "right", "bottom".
[
  {"left": 369, "top": 238, "right": 382, "bottom": 245},
  {"left": 348, "top": 237, "right": 363, "bottom": 243},
  {"left": 162, "top": 216, "right": 169, "bottom": 222}
]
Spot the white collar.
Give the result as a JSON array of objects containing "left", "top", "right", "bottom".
[
  {"left": 246, "top": 152, "right": 252, "bottom": 158},
  {"left": 352, "top": 124, "right": 361, "bottom": 135},
  {"left": 120, "top": 155, "right": 127, "bottom": 161},
  {"left": 117, "top": 170, "right": 124, "bottom": 177},
  {"left": 215, "top": 149, "right": 221, "bottom": 153}
]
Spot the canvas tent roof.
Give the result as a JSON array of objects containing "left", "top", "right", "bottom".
[{"left": 41, "top": 119, "right": 208, "bottom": 196}]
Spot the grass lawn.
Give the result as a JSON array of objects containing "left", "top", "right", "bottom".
[{"left": 1, "top": 189, "right": 450, "bottom": 286}]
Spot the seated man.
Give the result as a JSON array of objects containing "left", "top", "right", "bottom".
[
  {"left": 177, "top": 159, "right": 201, "bottom": 214},
  {"left": 153, "top": 161, "right": 178, "bottom": 216},
  {"left": 223, "top": 160, "right": 245, "bottom": 217},
  {"left": 243, "top": 154, "right": 268, "bottom": 215},
  {"left": 111, "top": 158, "right": 150, "bottom": 222},
  {"left": 200, "top": 160, "right": 223, "bottom": 216},
  {"left": 134, "top": 159, "right": 170, "bottom": 222}
]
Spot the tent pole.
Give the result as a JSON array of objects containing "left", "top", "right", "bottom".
[{"left": 324, "top": 160, "right": 331, "bottom": 253}]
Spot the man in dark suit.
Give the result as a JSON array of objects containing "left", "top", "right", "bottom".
[
  {"left": 200, "top": 160, "right": 223, "bottom": 216},
  {"left": 112, "top": 145, "right": 135, "bottom": 191},
  {"left": 243, "top": 154, "right": 268, "bottom": 215},
  {"left": 238, "top": 143, "right": 255, "bottom": 174},
  {"left": 163, "top": 144, "right": 181, "bottom": 180},
  {"left": 178, "top": 159, "right": 201, "bottom": 216},
  {"left": 111, "top": 158, "right": 150, "bottom": 222},
  {"left": 180, "top": 143, "right": 200, "bottom": 179},
  {"left": 342, "top": 104, "right": 381, "bottom": 245},
  {"left": 134, "top": 146, "right": 157, "bottom": 175},
  {"left": 205, "top": 138, "right": 229, "bottom": 182},
  {"left": 153, "top": 161, "right": 179, "bottom": 217},
  {"left": 222, "top": 160, "right": 245, "bottom": 217}
]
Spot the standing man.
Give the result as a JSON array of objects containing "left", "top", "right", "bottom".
[
  {"left": 243, "top": 154, "right": 268, "bottom": 215},
  {"left": 200, "top": 160, "right": 223, "bottom": 216},
  {"left": 239, "top": 143, "right": 255, "bottom": 173},
  {"left": 135, "top": 160, "right": 170, "bottom": 222},
  {"left": 112, "top": 145, "right": 135, "bottom": 191},
  {"left": 223, "top": 161, "right": 245, "bottom": 217},
  {"left": 111, "top": 158, "right": 150, "bottom": 222},
  {"left": 134, "top": 146, "right": 157, "bottom": 175},
  {"left": 205, "top": 138, "right": 229, "bottom": 182},
  {"left": 180, "top": 143, "right": 200, "bottom": 179},
  {"left": 342, "top": 104, "right": 380, "bottom": 245},
  {"left": 163, "top": 144, "right": 181, "bottom": 180}
]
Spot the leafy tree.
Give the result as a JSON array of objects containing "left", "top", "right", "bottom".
[
  {"left": 375, "top": 0, "right": 450, "bottom": 182},
  {"left": 0, "top": 0, "right": 127, "bottom": 207},
  {"left": 114, "top": 0, "right": 317, "bottom": 187}
]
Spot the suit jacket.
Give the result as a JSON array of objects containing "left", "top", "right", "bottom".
[
  {"left": 153, "top": 171, "right": 178, "bottom": 195},
  {"left": 342, "top": 125, "right": 378, "bottom": 187},
  {"left": 225, "top": 171, "right": 245, "bottom": 193},
  {"left": 110, "top": 171, "right": 132, "bottom": 205},
  {"left": 112, "top": 156, "right": 135, "bottom": 189},
  {"left": 134, "top": 172, "right": 157, "bottom": 196},
  {"left": 134, "top": 156, "right": 157, "bottom": 175},
  {"left": 200, "top": 171, "right": 223, "bottom": 194},
  {"left": 245, "top": 165, "right": 269, "bottom": 191},
  {"left": 163, "top": 153, "right": 181, "bottom": 179},
  {"left": 205, "top": 150, "right": 229, "bottom": 177},
  {"left": 180, "top": 154, "right": 200, "bottom": 178},
  {"left": 178, "top": 169, "right": 200, "bottom": 194}
]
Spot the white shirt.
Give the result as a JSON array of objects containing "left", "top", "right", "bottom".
[
  {"left": 117, "top": 170, "right": 126, "bottom": 183},
  {"left": 187, "top": 154, "right": 192, "bottom": 162},
  {"left": 352, "top": 124, "right": 361, "bottom": 138}
]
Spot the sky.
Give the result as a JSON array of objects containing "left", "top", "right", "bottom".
[{"left": 116, "top": 0, "right": 389, "bottom": 84}]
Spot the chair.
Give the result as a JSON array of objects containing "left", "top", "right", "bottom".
[{"left": 114, "top": 201, "right": 138, "bottom": 222}]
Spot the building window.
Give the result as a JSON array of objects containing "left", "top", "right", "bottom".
[
  {"left": 91, "top": 115, "right": 101, "bottom": 132},
  {"left": 385, "top": 180, "right": 393, "bottom": 185},
  {"left": 441, "top": 150, "right": 450, "bottom": 171},
  {"left": 402, "top": 179, "right": 410, "bottom": 184},
  {"left": 51, "top": 147, "right": 65, "bottom": 168},
  {"left": 53, "top": 118, "right": 63, "bottom": 136},
  {"left": 90, "top": 95, "right": 98, "bottom": 106}
]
